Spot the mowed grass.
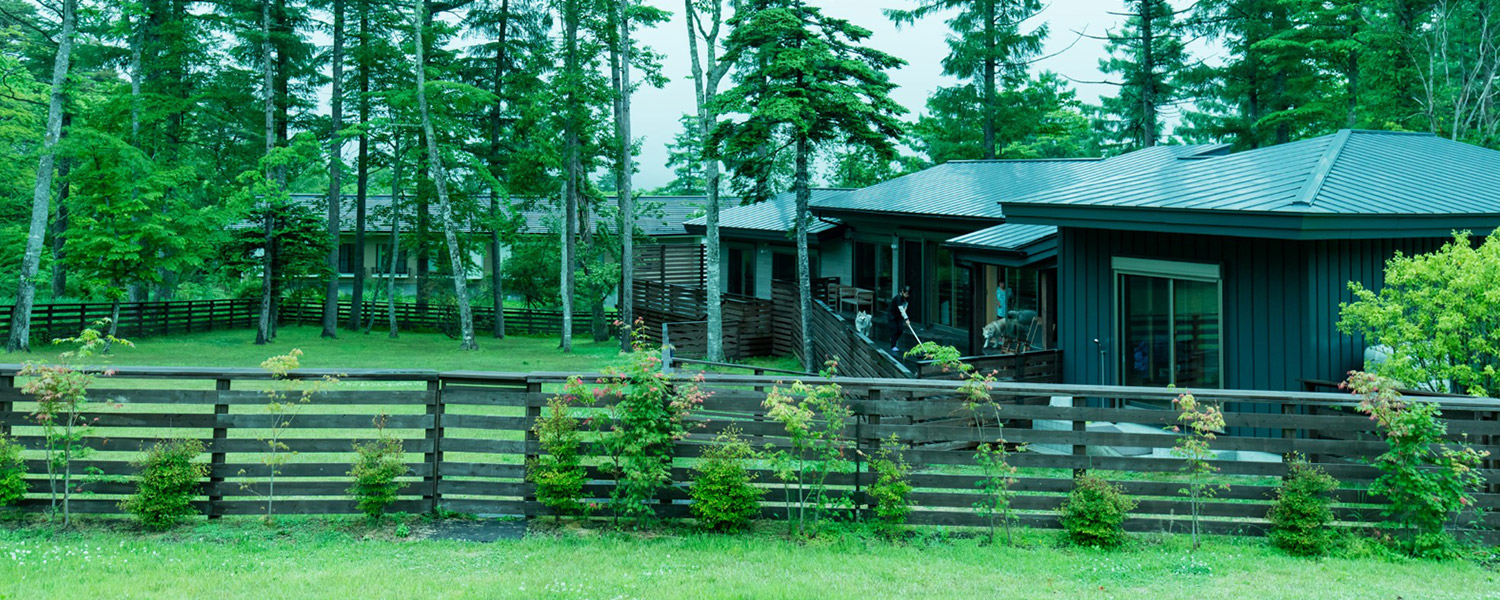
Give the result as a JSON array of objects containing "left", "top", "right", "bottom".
[
  {"left": 82, "top": 325, "right": 632, "bottom": 373},
  {"left": 0, "top": 520, "right": 1495, "bottom": 600}
]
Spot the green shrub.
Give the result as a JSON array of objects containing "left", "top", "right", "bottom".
[
  {"left": 1267, "top": 455, "right": 1339, "bottom": 556},
  {"left": 348, "top": 417, "right": 409, "bottom": 520},
  {"left": 527, "top": 393, "right": 588, "bottom": 520},
  {"left": 867, "top": 435, "right": 914, "bottom": 535},
  {"left": 1059, "top": 475, "right": 1137, "bottom": 548},
  {"left": 0, "top": 433, "right": 25, "bottom": 508},
  {"left": 120, "top": 439, "right": 208, "bottom": 530},
  {"left": 689, "top": 428, "right": 763, "bottom": 532}
]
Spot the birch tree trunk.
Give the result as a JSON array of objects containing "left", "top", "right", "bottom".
[
  {"left": 388, "top": 137, "right": 404, "bottom": 338},
  {"left": 559, "top": 0, "right": 580, "bottom": 354},
  {"left": 685, "top": 0, "right": 731, "bottom": 361},
  {"left": 323, "top": 0, "right": 346, "bottom": 339},
  {"left": 256, "top": 0, "right": 277, "bottom": 346},
  {"left": 413, "top": 0, "right": 478, "bottom": 351},
  {"left": 615, "top": 0, "right": 635, "bottom": 348},
  {"left": 5, "top": 0, "right": 78, "bottom": 353}
]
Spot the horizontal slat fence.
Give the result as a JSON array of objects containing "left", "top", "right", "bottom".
[
  {"left": 277, "top": 301, "right": 614, "bottom": 337},
  {"left": 633, "top": 281, "right": 776, "bottom": 360},
  {"left": 1, "top": 366, "right": 1497, "bottom": 542},
  {"left": 0, "top": 299, "right": 257, "bottom": 344}
]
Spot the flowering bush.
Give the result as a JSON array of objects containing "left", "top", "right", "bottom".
[
  {"left": 590, "top": 318, "right": 706, "bottom": 526},
  {"left": 1345, "top": 371, "right": 1489, "bottom": 557}
]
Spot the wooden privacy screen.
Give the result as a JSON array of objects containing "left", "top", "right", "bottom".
[{"left": 0, "top": 366, "right": 1497, "bottom": 542}]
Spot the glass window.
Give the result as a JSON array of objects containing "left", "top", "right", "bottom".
[
  {"left": 375, "top": 243, "right": 409, "bottom": 275},
  {"left": 772, "top": 252, "right": 795, "bottom": 283},
  {"left": 337, "top": 243, "right": 356, "bottom": 274},
  {"left": 1116, "top": 260, "right": 1222, "bottom": 389}
]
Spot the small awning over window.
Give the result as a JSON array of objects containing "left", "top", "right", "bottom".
[{"left": 945, "top": 223, "right": 1057, "bottom": 268}]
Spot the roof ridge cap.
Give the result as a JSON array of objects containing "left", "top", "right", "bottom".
[{"left": 1291, "top": 130, "right": 1353, "bottom": 207}]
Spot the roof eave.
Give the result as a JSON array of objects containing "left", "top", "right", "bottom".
[{"left": 1004, "top": 205, "right": 1500, "bottom": 240}]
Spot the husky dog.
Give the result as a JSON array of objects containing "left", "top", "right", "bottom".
[
  {"left": 982, "top": 318, "right": 1009, "bottom": 350},
  {"left": 855, "top": 311, "right": 873, "bottom": 338}
]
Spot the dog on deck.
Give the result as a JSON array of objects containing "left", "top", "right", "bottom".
[
  {"left": 855, "top": 311, "right": 873, "bottom": 338},
  {"left": 982, "top": 318, "right": 1010, "bottom": 350}
]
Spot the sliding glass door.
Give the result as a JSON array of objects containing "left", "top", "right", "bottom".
[{"left": 1115, "top": 258, "right": 1223, "bottom": 389}]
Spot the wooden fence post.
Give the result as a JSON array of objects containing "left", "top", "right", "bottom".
[
  {"left": 523, "top": 380, "right": 542, "bottom": 515},
  {"left": 425, "top": 379, "right": 443, "bottom": 513},
  {"left": 855, "top": 388, "right": 880, "bottom": 520},
  {"left": 210, "top": 378, "right": 229, "bottom": 519},
  {"left": 0, "top": 372, "right": 14, "bottom": 438},
  {"left": 1072, "top": 395, "right": 1087, "bottom": 478}
]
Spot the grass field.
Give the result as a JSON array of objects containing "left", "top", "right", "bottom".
[{"left": 0, "top": 519, "right": 1494, "bottom": 600}]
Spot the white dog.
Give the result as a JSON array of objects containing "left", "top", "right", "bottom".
[
  {"left": 982, "top": 318, "right": 1010, "bottom": 350},
  {"left": 855, "top": 311, "right": 873, "bottom": 338}
]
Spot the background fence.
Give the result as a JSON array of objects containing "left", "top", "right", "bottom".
[
  {"left": 1, "top": 365, "right": 1495, "bottom": 542},
  {"left": 0, "top": 299, "right": 609, "bottom": 343}
]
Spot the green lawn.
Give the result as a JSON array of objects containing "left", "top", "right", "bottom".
[
  {"left": 0, "top": 519, "right": 1494, "bottom": 600},
  {"left": 55, "top": 325, "right": 633, "bottom": 373}
]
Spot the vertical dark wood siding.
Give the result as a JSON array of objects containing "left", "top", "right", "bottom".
[{"left": 1058, "top": 228, "right": 1446, "bottom": 392}]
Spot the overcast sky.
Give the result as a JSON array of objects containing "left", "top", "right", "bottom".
[{"left": 627, "top": 0, "right": 1183, "bottom": 190}]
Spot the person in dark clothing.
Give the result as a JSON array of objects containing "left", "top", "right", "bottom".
[{"left": 887, "top": 285, "right": 911, "bottom": 352}]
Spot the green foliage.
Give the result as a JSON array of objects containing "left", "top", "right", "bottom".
[
  {"left": 866, "top": 435, "right": 914, "bottom": 536},
  {"left": 1097, "top": 0, "right": 1188, "bottom": 150},
  {"left": 689, "top": 427, "right": 764, "bottom": 532},
  {"left": 1338, "top": 231, "right": 1500, "bottom": 397},
  {"left": 19, "top": 322, "right": 133, "bottom": 526},
  {"left": 241, "top": 349, "right": 338, "bottom": 523},
  {"left": 1059, "top": 475, "right": 1137, "bottom": 548},
  {"left": 763, "top": 361, "right": 855, "bottom": 535},
  {"left": 1170, "top": 391, "right": 1228, "bottom": 550},
  {"left": 1345, "top": 372, "right": 1489, "bottom": 558},
  {"left": 348, "top": 415, "right": 410, "bottom": 521},
  {"left": 0, "top": 433, "right": 26, "bottom": 508},
  {"left": 120, "top": 439, "right": 209, "bottom": 531},
  {"left": 590, "top": 320, "right": 705, "bottom": 526},
  {"left": 527, "top": 392, "right": 589, "bottom": 520},
  {"left": 1267, "top": 454, "right": 1339, "bottom": 557},
  {"left": 713, "top": 1, "right": 907, "bottom": 204}
]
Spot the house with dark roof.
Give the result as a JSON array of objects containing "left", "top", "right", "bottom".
[
  {"left": 1003, "top": 130, "right": 1500, "bottom": 392},
  {"left": 291, "top": 193, "right": 709, "bottom": 297},
  {"left": 796, "top": 144, "right": 1228, "bottom": 355}
]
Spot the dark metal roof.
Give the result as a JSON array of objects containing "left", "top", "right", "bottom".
[
  {"left": 808, "top": 144, "right": 1228, "bottom": 220},
  {"left": 1004, "top": 130, "right": 1500, "bottom": 239},
  {"left": 291, "top": 193, "right": 708, "bottom": 237},
  {"left": 684, "top": 189, "right": 850, "bottom": 238},
  {"left": 945, "top": 224, "right": 1058, "bottom": 268}
]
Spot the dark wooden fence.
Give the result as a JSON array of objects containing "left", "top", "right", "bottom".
[
  {"left": 916, "top": 350, "right": 1064, "bottom": 383},
  {"left": 0, "top": 299, "right": 607, "bottom": 343},
  {"left": 9, "top": 365, "right": 1493, "bottom": 540},
  {"left": 280, "top": 300, "right": 614, "bottom": 337},
  {"left": 776, "top": 280, "right": 913, "bottom": 379},
  {"left": 0, "top": 299, "right": 257, "bottom": 343}
]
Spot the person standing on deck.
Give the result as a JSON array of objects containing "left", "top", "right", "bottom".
[
  {"left": 995, "top": 279, "right": 1010, "bottom": 319},
  {"left": 888, "top": 285, "right": 911, "bottom": 353}
]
